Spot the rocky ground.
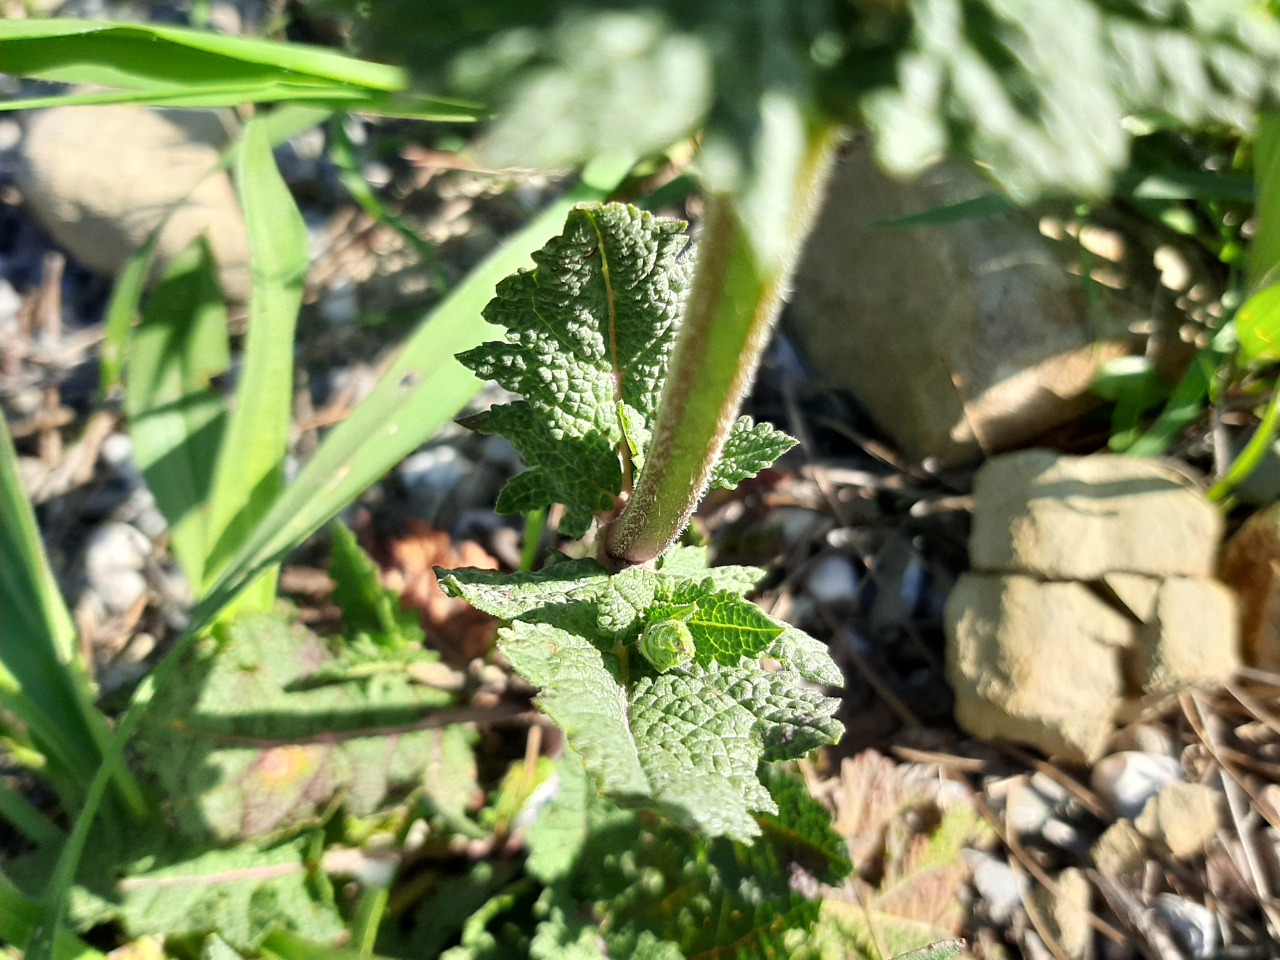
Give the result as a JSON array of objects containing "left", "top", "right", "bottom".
[{"left": 3, "top": 67, "right": 1280, "bottom": 960}]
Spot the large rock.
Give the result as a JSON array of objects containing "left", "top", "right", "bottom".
[
  {"left": 946, "top": 574, "right": 1131, "bottom": 762},
  {"left": 1220, "top": 501, "right": 1280, "bottom": 671},
  {"left": 970, "top": 450, "right": 1222, "bottom": 580},
  {"left": 786, "top": 139, "right": 1136, "bottom": 466},
  {"left": 16, "top": 105, "right": 250, "bottom": 300}
]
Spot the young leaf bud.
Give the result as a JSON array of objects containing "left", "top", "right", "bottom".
[{"left": 638, "top": 619, "right": 695, "bottom": 672}]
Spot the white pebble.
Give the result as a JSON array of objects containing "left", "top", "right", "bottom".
[
  {"left": 966, "top": 851, "right": 1023, "bottom": 925},
  {"left": 1091, "top": 751, "right": 1182, "bottom": 819},
  {"left": 1153, "top": 894, "right": 1218, "bottom": 958},
  {"left": 805, "top": 553, "right": 859, "bottom": 605}
]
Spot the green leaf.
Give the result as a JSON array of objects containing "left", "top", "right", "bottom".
[
  {"left": 497, "top": 624, "right": 839, "bottom": 839},
  {"left": 74, "top": 835, "right": 344, "bottom": 952},
  {"left": 125, "top": 237, "right": 230, "bottom": 590},
  {"left": 1236, "top": 284, "right": 1280, "bottom": 366},
  {"left": 328, "top": 521, "right": 424, "bottom": 647},
  {"left": 0, "top": 19, "right": 480, "bottom": 119},
  {"left": 768, "top": 621, "right": 844, "bottom": 688},
  {"left": 707, "top": 416, "right": 797, "bottom": 491},
  {"left": 549, "top": 763, "right": 849, "bottom": 958},
  {"left": 202, "top": 116, "right": 308, "bottom": 603},
  {"left": 193, "top": 154, "right": 634, "bottom": 627},
  {"left": 132, "top": 612, "right": 455, "bottom": 842},
  {"left": 438, "top": 559, "right": 610, "bottom": 620},
  {"left": 457, "top": 203, "right": 692, "bottom": 538},
  {"left": 863, "top": 0, "right": 1280, "bottom": 200},
  {"left": 654, "top": 545, "right": 765, "bottom": 595},
  {"left": 644, "top": 580, "right": 782, "bottom": 667}
]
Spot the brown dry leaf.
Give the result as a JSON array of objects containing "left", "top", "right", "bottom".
[
  {"left": 820, "top": 750, "right": 990, "bottom": 959},
  {"left": 387, "top": 519, "right": 500, "bottom": 663}
]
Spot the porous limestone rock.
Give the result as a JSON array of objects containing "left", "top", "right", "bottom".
[
  {"left": 786, "top": 139, "right": 1136, "bottom": 466},
  {"left": 946, "top": 451, "right": 1239, "bottom": 760},
  {"left": 1137, "top": 578, "right": 1240, "bottom": 696},
  {"left": 16, "top": 105, "right": 250, "bottom": 299},
  {"left": 1135, "top": 781, "right": 1222, "bottom": 860},
  {"left": 1220, "top": 501, "right": 1280, "bottom": 671},
  {"left": 1091, "top": 820, "right": 1146, "bottom": 879},
  {"left": 946, "top": 574, "right": 1132, "bottom": 762},
  {"left": 970, "top": 451, "right": 1222, "bottom": 580}
]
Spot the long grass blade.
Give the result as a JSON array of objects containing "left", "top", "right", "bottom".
[
  {"left": 0, "top": 19, "right": 482, "bottom": 119},
  {"left": 201, "top": 117, "right": 307, "bottom": 604},
  {"left": 124, "top": 239, "right": 231, "bottom": 588},
  {"left": 0, "top": 417, "right": 113, "bottom": 808}
]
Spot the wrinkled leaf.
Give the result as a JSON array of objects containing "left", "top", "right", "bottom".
[
  {"left": 329, "top": 520, "right": 424, "bottom": 648},
  {"left": 707, "top": 416, "right": 797, "bottom": 491},
  {"left": 524, "top": 758, "right": 849, "bottom": 958},
  {"left": 457, "top": 204, "right": 692, "bottom": 537}
]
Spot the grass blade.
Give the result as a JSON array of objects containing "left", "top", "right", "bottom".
[
  {"left": 201, "top": 117, "right": 307, "bottom": 604},
  {"left": 124, "top": 239, "right": 231, "bottom": 588},
  {"left": 0, "top": 19, "right": 482, "bottom": 119},
  {"left": 1, "top": 871, "right": 105, "bottom": 960},
  {"left": 0, "top": 416, "right": 113, "bottom": 809}
]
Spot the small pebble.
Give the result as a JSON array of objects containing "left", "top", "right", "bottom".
[
  {"left": 0, "top": 278, "right": 20, "bottom": 325},
  {"left": 400, "top": 446, "right": 469, "bottom": 512},
  {"left": 1153, "top": 894, "right": 1217, "bottom": 959},
  {"left": 1091, "top": 751, "right": 1182, "bottom": 819},
  {"left": 805, "top": 553, "right": 858, "bottom": 605},
  {"left": 965, "top": 851, "right": 1022, "bottom": 925},
  {"left": 0, "top": 118, "right": 21, "bottom": 152},
  {"left": 84, "top": 522, "right": 151, "bottom": 613},
  {"left": 319, "top": 280, "right": 359, "bottom": 326}
]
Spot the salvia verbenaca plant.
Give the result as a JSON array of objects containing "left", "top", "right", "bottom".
[{"left": 438, "top": 202, "right": 843, "bottom": 843}]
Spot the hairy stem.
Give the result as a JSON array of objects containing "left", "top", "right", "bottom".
[{"left": 606, "top": 124, "right": 839, "bottom": 564}]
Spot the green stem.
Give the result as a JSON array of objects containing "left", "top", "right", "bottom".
[
  {"left": 1209, "top": 385, "right": 1280, "bottom": 502},
  {"left": 605, "top": 125, "right": 838, "bottom": 565}
]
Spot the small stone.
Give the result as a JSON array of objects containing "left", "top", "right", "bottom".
[
  {"left": 966, "top": 851, "right": 1023, "bottom": 925},
  {"left": 969, "top": 451, "right": 1221, "bottom": 580},
  {"left": 1135, "top": 578, "right": 1239, "bottom": 697},
  {"left": 399, "top": 446, "right": 469, "bottom": 510},
  {"left": 84, "top": 522, "right": 151, "bottom": 615},
  {"left": 806, "top": 553, "right": 859, "bottom": 605},
  {"left": 1135, "top": 781, "right": 1221, "bottom": 859},
  {"left": 1219, "top": 501, "right": 1280, "bottom": 671},
  {"left": 1091, "top": 751, "right": 1182, "bottom": 819},
  {"left": 1153, "top": 894, "right": 1218, "bottom": 959},
  {"left": 1091, "top": 820, "right": 1146, "bottom": 879},
  {"left": 1027, "top": 868, "right": 1092, "bottom": 960},
  {"left": 0, "top": 278, "right": 20, "bottom": 325},
  {"left": 946, "top": 574, "right": 1132, "bottom": 761}
]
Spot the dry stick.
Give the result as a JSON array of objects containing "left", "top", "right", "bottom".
[{"left": 1181, "top": 691, "right": 1280, "bottom": 939}]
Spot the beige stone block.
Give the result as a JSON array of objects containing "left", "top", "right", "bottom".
[
  {"left": 969, "top": 451, "right": 1221, "bottom": 580},
  {"left": 945, "top": 574, "right": 1133, "bottom": 762}
]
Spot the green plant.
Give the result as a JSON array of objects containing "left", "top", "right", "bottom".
[{"left": 7, "top": 2, "right": 1280, "bottom": 956}]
